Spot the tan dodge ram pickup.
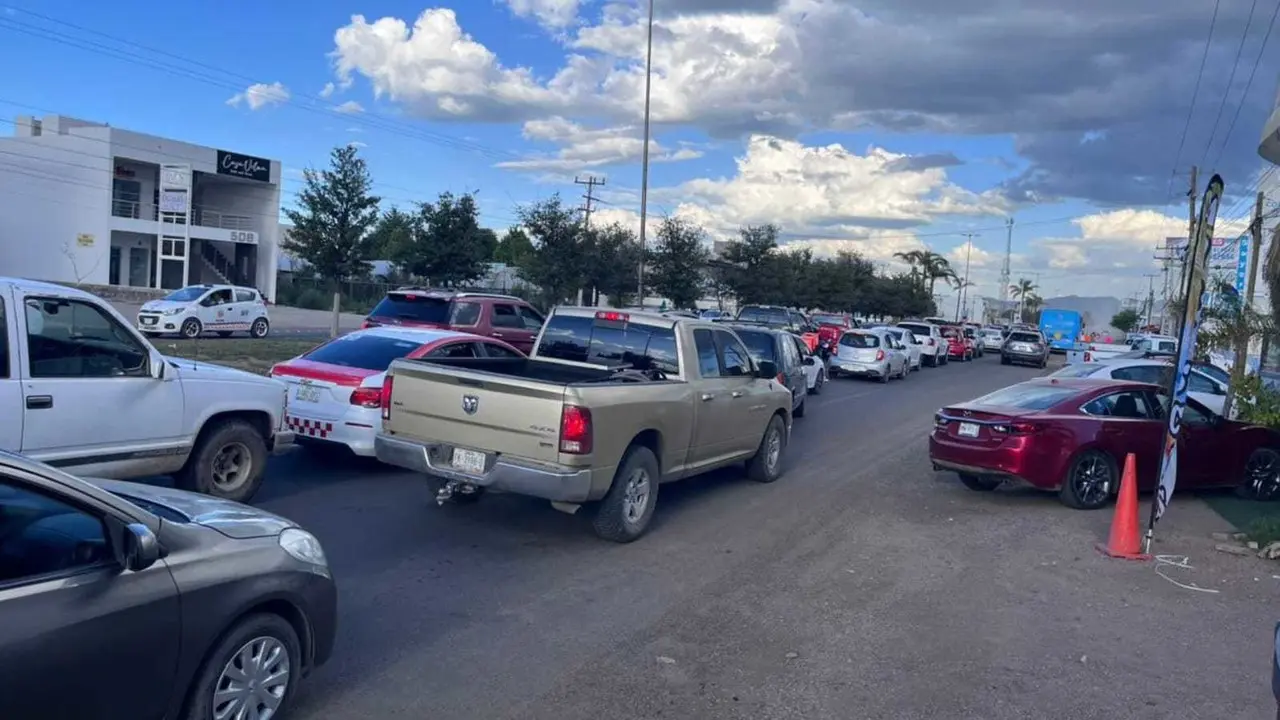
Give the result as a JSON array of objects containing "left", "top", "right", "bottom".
[{"left": 375, "top": 307, "right": 794, "bottom": 542}]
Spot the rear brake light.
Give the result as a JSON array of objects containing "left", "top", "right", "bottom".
[
  {"left": 595, "top": 311, "right": 629, "bottom": 323},
  {"left": 361, "top": 320, "right": 375, "bottom": 329},
  {"left": 875, "top": 349, "right": 885, "bottom": 362},
  {"left": 994, "top": 421, "right": 1041, "bottom": 435},
  {"left": 934, "top": 413, "right": 948, "bottom": 427},
  {"left": 351, "top": 386, "right": 381, "bottom": 408},
  {"left": 560, "top": 405, "right": 593, "bottom": 454},
  {"left": 380, "top": 376, "right": 394, "bottom": 420},
  {"left": 776, "top": 372, "right": 786, "bottom": 383}
]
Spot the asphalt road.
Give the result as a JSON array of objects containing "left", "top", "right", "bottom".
[{"left": 254, "top": 355, "right": 1279, "bottom": 719}]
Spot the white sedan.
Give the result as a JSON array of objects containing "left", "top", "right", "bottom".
[
  {"left": 1050, "top": 358, "right": 1228, "bottom": 414},
  {"left": 884, "top": 327, "right": 923, "bottom": 370},
  {"left": 269, "top": 327, "right": 525, "bottom": 456},
  {"left": 137, "top": 283, "right": 271, "bottom": 338}
]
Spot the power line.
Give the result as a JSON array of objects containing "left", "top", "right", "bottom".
[
  {"left": 1165, "top": 0, "right": 1221, "bottom": 203},
  {"left": 1200, "top": 0, "right": 1262, "bottom": 170},
  {"left": 1211, "top": 0, "right": 1280, "bottom": 170},
  {"left": 575, "top": 175, "right": 604, "bottom": 228}
]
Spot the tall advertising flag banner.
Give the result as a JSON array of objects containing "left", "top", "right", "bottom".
[{"left": 1149, "top": 174, "right": 1224, "bottom": 530}]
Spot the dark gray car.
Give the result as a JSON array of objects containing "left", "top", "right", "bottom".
[
  {"left": 0, "top": 451, "right": 336, "bottom": 720},
  {"left": 725, "top": 324, "right": 811, "bottom": 418},
  {"left": 1001, "top": 330, "right": 1049, "bottom": 367}
]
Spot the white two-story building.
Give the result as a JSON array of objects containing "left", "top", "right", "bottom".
[{"left": 0, "top": 114, "right": 282, "bottom": 300}]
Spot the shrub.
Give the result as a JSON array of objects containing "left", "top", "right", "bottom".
[{"left": 1233, "top": 372, "right": 1280, "bottom": 428}]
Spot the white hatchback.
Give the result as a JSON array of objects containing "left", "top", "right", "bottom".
[{"left": 138, "top": 284, "right": 271, "bottom": 339}]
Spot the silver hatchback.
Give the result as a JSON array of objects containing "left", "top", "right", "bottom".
[{"left": 829, "top": 328, "right": 910, "bottom": 383}]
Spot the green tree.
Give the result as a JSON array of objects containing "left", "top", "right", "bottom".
[
  {"left": 494, "top": 227, "right": 535, "bottom": 267},
  {"left": 1110, "top": 308, "right": 1141, "bottom": 333},
  {"left": 368, "top": 206, "right": 416, "bottom": 260},
  {"left": 389, "top": 192, "right": 491, "bottom": 287},
  {"left": 282, "top": 144, "right": 381, "bottom": 283},
  {"left": 519, "top": 196, "right": 586, "bottom": 304},
  {"left": 584, "top": 223, "right": 641, "bottom": 307},
  {"left": 720, "top": 224, "right": 782, "bottom": 304},
  {"left": 648, "top": 217, "right": 711, "bottom": 309}
]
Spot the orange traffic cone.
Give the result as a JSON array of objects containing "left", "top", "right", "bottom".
[{"left": 1097, "top": 452, "right": 1150, "bottom": 561}]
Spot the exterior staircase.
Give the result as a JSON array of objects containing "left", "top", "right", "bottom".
[{"left": 199, "top": 242, "right": 243, "bottom": 286}]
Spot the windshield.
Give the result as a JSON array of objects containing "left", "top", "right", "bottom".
[
  {"left": 735, "top": 330, "right": 777, "bottom": 363},
  {"left": 535, "top": 314, "right": 680, "bottom": 374},
  {"left": 304, "top": 334, "right": 426, "bottom": 371},
  {"left": 1196, "top": 363, "right": 1230, "bottom": 384},
  {"left": 369, "top": 293, "right": 451, "bottom": 323},
  {"left": 811, "top": 314, "right": 845, "bottom": 326},
  {"left": 162, "top": 286, "right": 209, "bottom": 302},
  {"left": 737, "top": 307, "right": 790, "bottom": 326},
  {"left": 840, "top": 332, "right": 879, "bottom": 348},
  {"left": 972, "top": 383, "right": 1080, "bottom": 410}
]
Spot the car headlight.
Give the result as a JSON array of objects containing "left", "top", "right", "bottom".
[
  {"left": 279, "top": 528, "right": 328, "bottom": 568},
  {"left": 164, "top": 307, "right": 185, "bottom": 316}
]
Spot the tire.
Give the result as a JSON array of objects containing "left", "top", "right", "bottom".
[
  {"left": 746, "top": 414, "right": 787, "bottom": 483},
  {"left": 592, "top": 445, "right": 660, "bottom": 542},
  {"left": 808, "top": 369, "right": 824, "bottom": 395},
  {"left": 1236, "top": 448, "right": 1280, "bottom": 501},
  {"left": 216, "top": 331, "right": 233, "bottom": 338},
  {"left": 959, "top": 473, "right": 1002, "bottom": 491},
  {"left": 251, "top": 318, "right": 270, "bottom": 338},
  {"left": 181, "top": 318, "right": 203, "bottom": 338},
  {"left": 177, "top": 419, "right": 269, "bottom": 503},
  {"left": 181, "top": 613, "right": 302, "bottom": 720},
  {"left": 1059, "top": 449, "right": 1116, "bottom": 510}
]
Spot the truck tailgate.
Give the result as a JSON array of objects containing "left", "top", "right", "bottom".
[{"left": 385, "top": 360, "right": 567, "bottom": 464}]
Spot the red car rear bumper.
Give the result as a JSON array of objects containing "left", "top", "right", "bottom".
[{"left": 927, "top": 431, "right": 1060, "bottom": 490}]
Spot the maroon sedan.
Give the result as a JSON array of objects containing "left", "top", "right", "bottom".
[{"left": 928, "top": 377, "right": 1280, "bottom": 509}]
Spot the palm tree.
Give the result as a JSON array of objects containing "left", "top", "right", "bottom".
[
  {"left": 921, "top": 252, "right": 954, "bottom": 298},
  {"left": 893, "top": 250, "right": 926, "bottom": 289},
  {"left": 1010, "top": 278, "right": 1038, "bottom": 322}
]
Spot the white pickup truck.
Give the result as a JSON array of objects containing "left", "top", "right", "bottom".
[{"left": 0, "top": 277, "right": 293, "bottom": 502}]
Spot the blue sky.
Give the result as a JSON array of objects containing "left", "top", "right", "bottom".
[{"left": 0, "top": 0, "right": 1274, "bottom": 302}]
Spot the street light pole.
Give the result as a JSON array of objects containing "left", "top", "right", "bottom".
[
  {"left": 636, "top": 0, "right": 655, "bottom": 306},
  {"left": 955, "top": 233, "right": 976, "bottom": 322}
]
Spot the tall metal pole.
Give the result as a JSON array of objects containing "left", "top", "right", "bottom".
[
  {"left": 956, "top": 234, "right": 975, "bottom": 322},
  {"left": 636, "top": 0, "right": 655, "bottom": 306},
  {"left": 999, "top": 218, "right": 1013, "bottom": 320}
]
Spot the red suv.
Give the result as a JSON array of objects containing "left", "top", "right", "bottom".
[
  {"left": 362, "top": 288, "right": 546, "bottom": 353},
  {"left": 940, "top": 325, "right": 973, "bottom": 361}
]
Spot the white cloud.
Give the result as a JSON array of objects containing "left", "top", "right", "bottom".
[
  {"left": 496, "top": 117, "right": 702, "bottom": 172},
  {"left": 348, "top": 140, "right": 368, "bottom": 148},
  {"left": 319, "top": 82, "right": 337, "bottom": 99},
  {"left": 333, "top": 100, "right": 364, "bottom": 114},
  {"left": 502, "top": 0, "right": 582, "bottom": 29},
  {"left": 226, "top": 82, "right": 291, "bottom": 110}
]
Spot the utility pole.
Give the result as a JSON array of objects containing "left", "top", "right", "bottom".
[
  {"left": 1223, "top": 191, "right": 1265, "bottom": 419},
  {"left": 635, "top": 0, "right": 656, "bottom": 307},
  {"left": 955, "top": 233, "right": 977, "bottom": 322},
  {"left": 1180, "top": 166, "right": 1199, "bottom": 295},
  {"left": 999, "top": 218, "right": 1013, "bottom": 321},
  {"left": 1142, "top": 273, "right": 1158, "bottom": 328},
  {"left": 575, "top": 175, "right": 604, "bottom": 228}
]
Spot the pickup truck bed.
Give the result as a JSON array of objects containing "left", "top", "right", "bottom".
[{"left": 410, "top": 356, "right": 662, "bottom": 385}]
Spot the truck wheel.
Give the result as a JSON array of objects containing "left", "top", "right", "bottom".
[
  {"left": 592, "top": 446, "right": 660, "bottom": 543},
  {"left": 181, "top": 613, "right": 301, "bottom": 720},
  {"left": 746, "top": 414, "right": 787, "bottom": 483},
  {"left": 181, "top": 318, "right": 203, "bottom": 338},
  {"left": 177, "top": 419, "right": 269, "bottom": 503}
]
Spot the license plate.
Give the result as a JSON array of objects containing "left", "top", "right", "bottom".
[
  {"left": 141, "top": 316, "right": 156, "bottom": 325},
  {"left": 295, "top": 385, "right": 321, "bottom": 403},
  {"left": 958, "top": 422, "right": 980, "bottom": 438},
  {"left": 450, "top": 448, "right": 487, "bottom": 474}
]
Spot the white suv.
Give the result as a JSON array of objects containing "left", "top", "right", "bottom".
[
  {"left": 897, "top": 321, "right": 947, "bottom": 367},
  {"left": 137, "top": 284, "right": 271, "bottom": 339}
]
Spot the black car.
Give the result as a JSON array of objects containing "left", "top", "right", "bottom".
[
  {"left": 0, "top": 451, "right": 336, "bottom": 720},
  {"left": 1001, "top": 330, "right": 1049, "bottom": 367},
  {"left": 724, "top": 324, "right": 811, "bottom": 417},
  {"left": 734, "top": 305, "right": 814, "bottom": 334}
]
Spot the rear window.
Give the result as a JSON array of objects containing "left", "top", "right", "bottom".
[
  {"left": 898, "top": 323, "right": 930, "bottom": 336},
  {"left": 536, "top": 314, "right": 680, "bottom": 374},
  {"left": 369, "top": 293, "right": 450, "bottom": 323},
  {"left": 972, "top": 383, "right": 1079, "bottom": 410},
  {"left": 811, "top": 314, "right": 845, "bottom": 326},
  {"left": 303, "top": 334, "right": 425, "bottom": 371},
  {"left": 735, "top": 330, "right": 777, "bottom": 363},
  {"left": 737, "top": 307, "right": 790, "bottom": 325},
  {"left": 1009, "top": 332, "right": 1041, "bottom": 343},
  {"left": 1050, "top": 363, "right": 1103, "bottom": 378},
  {"left": 841, "top": 332, "right": 879, "bottom": 348},
  {"left": 1153, "top": 340, "right": 1176, "bottom": 352}
]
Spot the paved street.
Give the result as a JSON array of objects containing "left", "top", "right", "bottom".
[{"left": 251, "top": 357, "right": 1280, "bottom": 719}]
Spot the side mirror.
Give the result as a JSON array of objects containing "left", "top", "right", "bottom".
[
  {"left": 756, "top": 360, "right": 779, "bottom": 379},
  {"left": 149, "top": 351, "right": 167, "bottom": 380},
  {"left": 122, "top": 523, "right": 160, "bottom": 571}
]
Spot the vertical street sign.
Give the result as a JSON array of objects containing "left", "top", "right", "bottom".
[{"left": 1147, "top": 174, "right": 1224, "bottom": 547}]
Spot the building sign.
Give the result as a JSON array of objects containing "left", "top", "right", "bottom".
[
  {"left": 159, "top": 189, "right": 189, "bottom": 213},
  {"left": 216, "top": 150, "right": 270, "bottom": 182},
  {"left": 76, "top": 233, "right": 94, "bottom": 247},
  {"left": 229, "top": 230, "right": 259, "bottom": 244}
]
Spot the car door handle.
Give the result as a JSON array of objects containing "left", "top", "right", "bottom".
[
  {"left": 26, "top": 395, "right": 53, "bottom": 410},
  {"left": 701, "top": 393, "right": 716, "bottom": 402},
  {"left": 731, "top": 390, "right": 744, "bottom": 398},
  {"left": 491, "top": 332, "right": 504, "bottom": 338}
]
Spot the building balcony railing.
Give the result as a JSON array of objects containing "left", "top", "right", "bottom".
[{"left": 111, "top": 197, "right": 255, "bottom": 231}]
